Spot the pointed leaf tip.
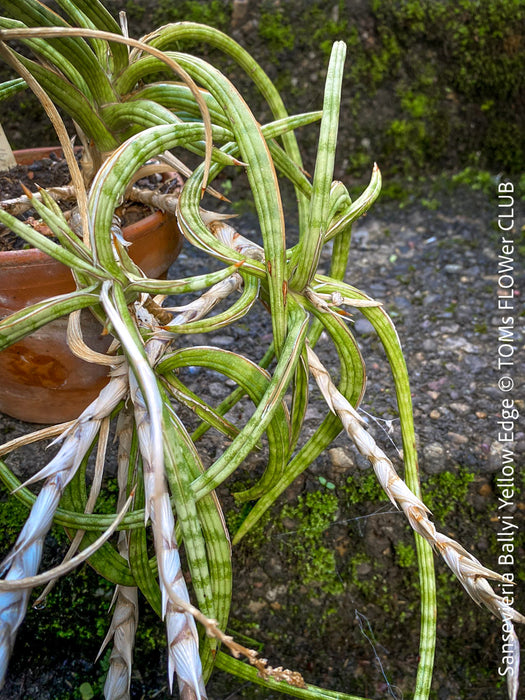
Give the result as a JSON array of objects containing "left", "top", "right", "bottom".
[{"left": 19, "top": 182, "right": 33, "bottom": 198}]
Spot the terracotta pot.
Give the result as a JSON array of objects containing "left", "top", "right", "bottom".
[{"left": 0, "top": 147, "right": 183, "bottom": 423}]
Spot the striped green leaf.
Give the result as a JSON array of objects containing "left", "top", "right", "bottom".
[
  {"left": 53, "top": 0, "right": 128, "bottom": 74},
  {"left": 0, "top": 76, "right": 25, "bottom": 101},
  {"left": 290, "top": 42, "right": 346, "bottom": 290},
  {"left": 158, "top": 344, "right": 292, "bottom": 501},
  {"left": 145, "top": 21, "right": 310, "bottom": 228},
  {"left": 0, "top": 289, "right": 98, "bottom": 351},
  {"left": 0, "top": 0, "right": 115, "bottom": 104}
]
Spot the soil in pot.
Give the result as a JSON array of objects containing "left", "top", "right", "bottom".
[{"left": 0, "top": 148, "right": 184, "bottom": 424}]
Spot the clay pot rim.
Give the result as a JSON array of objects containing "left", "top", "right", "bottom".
[{"left": 0, "top": 146, "right": 169, "bottom": 268}]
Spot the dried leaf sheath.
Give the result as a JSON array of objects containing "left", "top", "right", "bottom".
[
  {"left": 307, "top": 345, "right": 523, "bottom": 698},
  {"left": 101, "top": 585, "right": 139, "bottom": 700},
  {"left": 130, "top": 372, "right": 207, "bottom": 698},
  {"left": 100, "top": 411, "right": 139, "bottom": 700},
  {"left": 0, "top": 372, "right": 128, "bottom": 685}
]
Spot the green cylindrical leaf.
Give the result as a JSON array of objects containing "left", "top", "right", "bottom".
[
  {"left": 0, "top": 289, "right": 98, "bottom": 351},
  {"left": 215, "top": 652, "right": 370, "bottom": 700},
  {"left": 0, "top": 48, "right": 116, "bottom": 150},
  {"left": 0, "top": 0, "right": 115, "bottom": 104},
  {"left": 145, "top": 21, "right": 310, "bottom": 227},
  {"left": 187, "top": 302, "right": 307, "bottom": 500},
  {"left": 0, "top": 208, "right": 107, "bottom": 280},
  {"left": 0, "top": 76, "right": 26, "bottom": 101},
  {"left": 325, "top": 164, "right": 382, "bottom": 242},
  {"left": 54, "top": 0, "right": 128, "bottom": 74},
  {"left": 88, "top": 122, "right": 206, "bottom": 280},
  {"left": 290, "top": 41, "right": 346, "bottom": 290},
  {"left": 158, "top": 344, "right": 291, "bottom": 501}
]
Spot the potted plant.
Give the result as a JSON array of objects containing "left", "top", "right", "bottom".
[
  {"left": 0, "top": 0, "right": 200, "bottom": 422},
  {"left": 0, "top": 3, "right": 522, "bottom": 700},
  {"left": 0, "top": 143, "right": 182, "bottom": 422}
]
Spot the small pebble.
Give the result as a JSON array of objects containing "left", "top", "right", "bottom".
[
  {"left": 450, "top": 402, "right": 470, "bottom": 415},
  {"left": 247, "top": 600, "right": 266, "bottom": 614},
  {"left": 353, "top": 317, "right": 375, "bottom": 335},
  {"left": 447, "top": 432, "right": 469, "bottom": 445},
  {"left": 328, "top": 447, "right": 353, "bottom": 471},
  {"left": 422, "top": 442, "right": 445, "bottom": 473},
  {"left": 478, "top": 483, "right": 492, "bottom": 497}
]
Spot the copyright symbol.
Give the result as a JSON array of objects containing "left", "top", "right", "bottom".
[{"left": 499, "top": 376, "right": 514, "bottom": 392}]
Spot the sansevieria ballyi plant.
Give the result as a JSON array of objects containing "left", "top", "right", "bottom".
[{"left": 0, "top": 2, "right": 523, "bottom": 699}]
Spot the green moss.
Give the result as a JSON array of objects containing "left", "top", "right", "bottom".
[
  {"left": 394, "top": 541, "right": 416, "bottom": 569},
  {"left": 227, "top": 502, "right": 271, "bottom": 550},
  {"left": 344, "top": 554, "right": 399, "bottom": 614},
  {"left": 0, "top": 488, "right": 30, "bottom": 548},
  {"left": 386, "top": 118, "right": 427, "bottom": 170},
  {"left": 279, "top": 490, "right": 344, "bottom": 595},
  {"left": 307, "top": 2, "right": 351, "bottom": 57},
  {"left": 343, "top": 470, "right": 386, "bottom": 504},
  {"left": 124, "top": 1, "right": 145, "bottom": 23},
  {"left": 347, "top": 552, "right": 372, "bottom": 595},
  {"left": 346, "top": 15, "right": 402, "bottom": 90},
  {"left": 151, "top": 0, "right": 230, "bottom": 31},
  {"left": 400, "top": 91, "right": 432, "bottom": 120},
  {"left": 282, "top": 490, "right": 338, "bottom": 534},
  {"left": 421, "top": 466, "right": 475, "bottom": 521},
  {"left": 258, "top": 1, "right": 295, "bottom": 60},
  {"left": 369, "top": 0, "right": 525, "bottom": 173},
  {"left": 377, "top": 179, "right": 410, "bottom": 203},
  {"left": 421, "top": 197, "right": 440, "bottom": 210},
  {"left": 519, "top": 174, "right": 525, "bottom": 201},
  {"left": 450, "top": 167, "right": 498, "bottom": 196}
]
